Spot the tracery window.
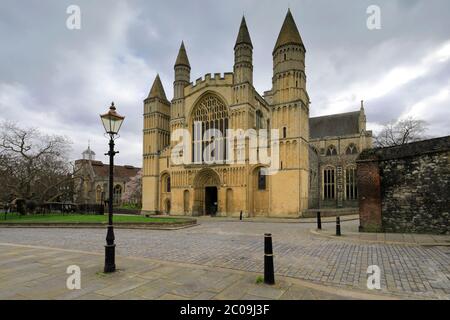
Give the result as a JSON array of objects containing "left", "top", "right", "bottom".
[
  {"left": 323, "top": 167, "right": 335, "bottom": 200},
  {"left": 346, "top": 144, "right": 358, "bottom": 155},
  {"left": 326, "top": 145, "right": 337, "bottom": 156},
  {"left": 191, "top": 95, "right": 229, "bottom": 163},
  {"left": 345, "top": 166, "right": 357, "bottom": 200}
]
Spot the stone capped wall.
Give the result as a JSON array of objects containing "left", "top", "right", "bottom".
[{"left": 357, "top": 136, "right": 450, "bottom": 234}]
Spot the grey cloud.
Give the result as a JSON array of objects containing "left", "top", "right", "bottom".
[{"left": 0, "top": 0, "right": 449, "bottom": 167}]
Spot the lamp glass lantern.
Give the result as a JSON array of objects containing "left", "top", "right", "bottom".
[{"left": 100, "top": 102, "right": 125, "bottom": 136}]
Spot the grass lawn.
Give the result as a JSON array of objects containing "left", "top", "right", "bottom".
[{"left": 0, "top": 213, "right": 192, "bottom": 224}]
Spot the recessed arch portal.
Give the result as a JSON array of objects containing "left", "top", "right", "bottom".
[{"left": 193, "top": 168, "right": 221, "bottom": 216}]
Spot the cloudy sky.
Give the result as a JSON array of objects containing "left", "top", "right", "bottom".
[{"left": 1, "top": 0, "right": 449, "bottom": 167}]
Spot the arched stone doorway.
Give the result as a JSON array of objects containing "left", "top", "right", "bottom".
[{"left": 193, "top": 168, "right": 220, "bottom": 216}]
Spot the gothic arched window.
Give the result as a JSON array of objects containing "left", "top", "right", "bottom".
[
  {"left": 346, "top": 144, "right": 358, "bottom": 155},
  {"left": 113, "top": 185, "right": 122, "bottom": 205},
  {"left": 96, "top": 185, "right": 102, "bottom": 204},
  {"left": 326, "top": 145, "right": 337, "bottom": 156},
  {"left": 191, "top": 94, "right": 229, "bottom": 163}
]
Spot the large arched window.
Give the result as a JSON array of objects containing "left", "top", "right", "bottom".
[
  {"left": 345, "top": 166, "right": 358, "bottom": 200},
  {"left": 323, "top": 167, "right": 335, "bottom": 200},
  {"left": 326, "top": 145, "right": 337, "bottom": 156},
  {"left": 346, "top": 144, "right": 358, "bottom": 155},
  {"left": 191, "top": 94, "right": 229, "bottom": 163}
]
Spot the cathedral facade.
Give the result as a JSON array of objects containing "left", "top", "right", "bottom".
[{"left": 141, "top": 10, "right": 372, "bottom": 218}]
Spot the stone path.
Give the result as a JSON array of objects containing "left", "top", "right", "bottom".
[
  {"left": 311, "top": 229, "right": 450, "bottom": 246},
  {"left": 0, "top": 243, "right": 391, "bottom": 300},
  {"left": 0, "top": 219, "right": 449, "bottom": 299}
]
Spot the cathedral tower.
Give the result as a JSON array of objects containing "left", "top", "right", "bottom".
[
  {"left": 172, "top": 41, "right": 191, "bottom": 120},
  {"left": 270, "top": 9, "right": 310, "bottom": 216},
  {"left": 234, "top": 16, "right": 253, "bottom": 85},
  {"left": 142, "top": 74, "right": 170, "bottom": 214}
]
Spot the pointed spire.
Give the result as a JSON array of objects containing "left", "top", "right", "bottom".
[
  {"left": 273, "top": 9, "right": 304, "bottom": 52},
  {"left": 175, "top": 41, "right": 190, "bottom": 68},
  {"left": 235, "top": 16, "right": 253, "bottom": 49},
  {"left": 148, "top": 74, "right": 167, "bottom": 100}
]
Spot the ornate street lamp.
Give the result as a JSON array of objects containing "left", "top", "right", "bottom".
[{"left": 100, "top": 102, "right": 125, "bottom": 273}]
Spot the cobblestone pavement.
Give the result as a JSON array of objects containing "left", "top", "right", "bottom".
[
  {"left": 0, "top": 219, "right": 449, "bottom": 299},
  {"left": 0, "top": 243, "right": 392, "bottom": 300}
]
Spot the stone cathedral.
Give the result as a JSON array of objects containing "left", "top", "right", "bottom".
[{"left": 141, "top": 10, "right": 373, "bottom": 218}]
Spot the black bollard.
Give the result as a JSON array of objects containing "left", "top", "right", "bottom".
[
  {"left": 240, "top": 210, "right": 243, "bottom": 221},
  {"left": 264, "top": 233, "right": 275, "bottom": 285},
  {"left": 316, "top": 211, "right": 322, "bottom": 230},
  {"left": 336, "top": 216, "right": 341, "bottom": 236}
]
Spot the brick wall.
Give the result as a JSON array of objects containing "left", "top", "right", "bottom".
[{"left": 357, "top": 136, "right": 450, "bottom": 235}]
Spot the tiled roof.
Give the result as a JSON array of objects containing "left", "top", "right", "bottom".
[
  {"left": 309, "top": 111, "right": 361, "bottom": 139},
  {"left": 76, "top": 160, "right": 140, "bottom": 178}
]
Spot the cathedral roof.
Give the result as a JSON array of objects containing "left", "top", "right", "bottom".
[
  {"left": 175, "top": 41, "right": 191, "bottom": 68},
  {"left": 309, "top": 111, "right": 361, "bottom": 139},
  {"left": 235, "top": 16, "right": 253, "bottom": 49},
  {"left": 148, "top": 74, "right": 167, "bottom": 100},
  {"left": 274, "top": 9, "right": 304, "bottom": 52}
]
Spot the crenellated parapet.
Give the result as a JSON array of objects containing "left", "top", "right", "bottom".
[{"left": 184, "top": 73, "right": 234, "bottom": 96}]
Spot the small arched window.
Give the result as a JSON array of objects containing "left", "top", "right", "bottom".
[
  {"left": 326, "top": 145, "right": 337, "bottom": 156},
  {"left": 346, "top": 144, "right": 358, "bottom": 155},
  {"left": 283, "top": 127, "right": 287, "bottom": 138},
  {"left": 96, "top": 185, "right": 102, "bottom": 204},
  {"left": 258, "top": 168, "right": 267, "bottom": 190},
  {"left": 166, "top": 176, "right": 171, "bottom": 193}
]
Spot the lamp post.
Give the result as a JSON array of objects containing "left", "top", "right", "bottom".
[{"left": 100, "top": 102, "right": 125, "bottom": 273}]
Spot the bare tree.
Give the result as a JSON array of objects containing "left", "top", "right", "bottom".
[
  {"left": 374, "top": 117, "right": 429, "bottom": 148},
  {"left": 121, "top": 170, "right": 142, "bottom": 208},
  {"left": 0, "top": 121, "right": 75, "bottom": 203}
]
